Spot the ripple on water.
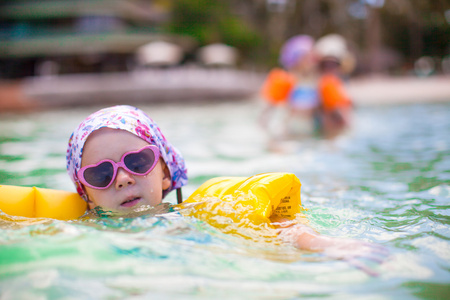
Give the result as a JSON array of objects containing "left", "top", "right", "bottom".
[{"left": 0, "top": 102, "right": 449, "bottom": 298}]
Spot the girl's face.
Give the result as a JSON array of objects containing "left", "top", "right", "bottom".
[
  {"left": 294, "top": 50, "right": 317, "bottom": 73},
  {"left": 80, "top": 128, "right": 171, "bottom": 212}
]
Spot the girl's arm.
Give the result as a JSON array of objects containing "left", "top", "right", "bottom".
[{"left": 270, "top": 216, "right": 388, "bottom": 275}]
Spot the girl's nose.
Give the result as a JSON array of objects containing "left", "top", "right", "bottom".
[{"left": 114, "top": 167, "right": 136, "bottom": 189}]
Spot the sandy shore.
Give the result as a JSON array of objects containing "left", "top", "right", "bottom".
[
  {"left": 347, "top": 75, "right": 450, "bottom": 106},
  {"left": 0, "top": 74, "right": 449, "bottom": 112}
]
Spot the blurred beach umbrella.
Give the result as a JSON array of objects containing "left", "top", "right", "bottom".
[
  {"left": 135, "top": 41, "right": 183, "bottom": 67},
  {"left": 197, "top": 43, "right": 239, "bottom": 67}
]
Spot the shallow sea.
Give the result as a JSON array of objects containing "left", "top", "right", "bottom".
[{"left": 0, "top": 100, "right": 449, "bottom": 299}]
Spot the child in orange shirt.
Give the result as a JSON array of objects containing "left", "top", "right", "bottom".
[{"left": 315, "top": 34, "right": 354, "bottom": 138}]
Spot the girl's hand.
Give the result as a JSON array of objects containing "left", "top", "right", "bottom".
[
  {"left": 275, "top": 222, "right": 389, "bottom": 276},
  {"left": 319, "top": 237, "right": 389, "bottom": 276}
]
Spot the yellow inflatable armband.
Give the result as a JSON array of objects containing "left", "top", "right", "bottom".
[
  {"left": 0, "top": 173, "right": 301, "bottom": 225},
  {"left": 180, "top": 173, "right": 302, "bottom": 230},
  {"left": 0, "top": 185, "right": 87, "bottom": 220}
]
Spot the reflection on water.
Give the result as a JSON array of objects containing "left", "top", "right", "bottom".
[{"left": 0, "top": 101, "right": 449, "bottom": 299}]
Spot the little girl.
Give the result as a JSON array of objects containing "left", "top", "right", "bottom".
[
  {"left": 66, "top": 105, "right": 187, "bottom": 212},
  {"left": 66, "top": 105, "right": 386, "bottom": 274},
  {"left": 260, "top": 35, "right": 320, "bottom": 139}
]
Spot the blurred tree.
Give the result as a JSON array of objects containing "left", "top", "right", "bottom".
[
  {"left": 164, "top": 0, "right": 449, "bottom": 73},
  {"left": 373, "top": 0, "right": 450, "bottom": 73},
  {"left": 166, "top": 0, "right": 262, "bottom": 66}
]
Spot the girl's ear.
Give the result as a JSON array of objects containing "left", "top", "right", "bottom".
[
  {"left": 82, "top": 186, "right": 95, "bottom": 209},
  {"left": 161, "top": 161, "right": 171, "bottom": 191}
]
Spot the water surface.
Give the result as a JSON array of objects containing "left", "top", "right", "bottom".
[{"left": 0, "top": 100, "right": 449, "bottom": 299}]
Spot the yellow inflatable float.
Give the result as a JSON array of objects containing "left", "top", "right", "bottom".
[
  {"left": 0, "top": 185, "right": 87, "bottom": 220},
  {"left": 179, "top": 173, "right": 302, "bottom": 237},
  {"left": 0, "top": 173, "right": 302, "bottom": 222}
]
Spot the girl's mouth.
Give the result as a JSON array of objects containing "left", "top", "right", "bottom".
[{"left": 121, "top": 197, "right": 142, "bottom": 208}]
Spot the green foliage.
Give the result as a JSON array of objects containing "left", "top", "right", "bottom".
[
  {"left": 165, "top": 0, "right": 449, "bottom": 70},
  {"left": 167, "top": 0, "right": 213, "bottom": 43},
  {"left": 166, "top": 0, "right": 262, "bottom": 59},
  {"left": 218, "top": 16, "right": 261, "bottom": 52}
]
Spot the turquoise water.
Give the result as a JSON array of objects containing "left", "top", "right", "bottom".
[{"left": 0, "top": 101, "right": 449, "bottom": 299}]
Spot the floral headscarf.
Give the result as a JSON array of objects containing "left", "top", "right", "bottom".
[{"left": 66, "top": 105, "right": 188, "bottom": 201}]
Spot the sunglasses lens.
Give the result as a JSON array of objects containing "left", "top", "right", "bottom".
[
  {"left": 83, "top": 161, "right": 114, "bottom": 188},
  {"left": 124, "top": 148, "right": 156, "bottom": 174}
]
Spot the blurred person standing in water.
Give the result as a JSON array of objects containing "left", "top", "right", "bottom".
[
  {"left": 314, "top": 34, "right": 355, "bottom": 139},
  {"left": 260, "top": 35, "right": 320, "bottom": 139}
]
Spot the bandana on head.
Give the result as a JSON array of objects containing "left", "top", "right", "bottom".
[
  {"left": 66, "top": 105, "right": 188, "bottom": 201},
  {"left": 279, "top": 35, "right": 315, "bottom": 70}
]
